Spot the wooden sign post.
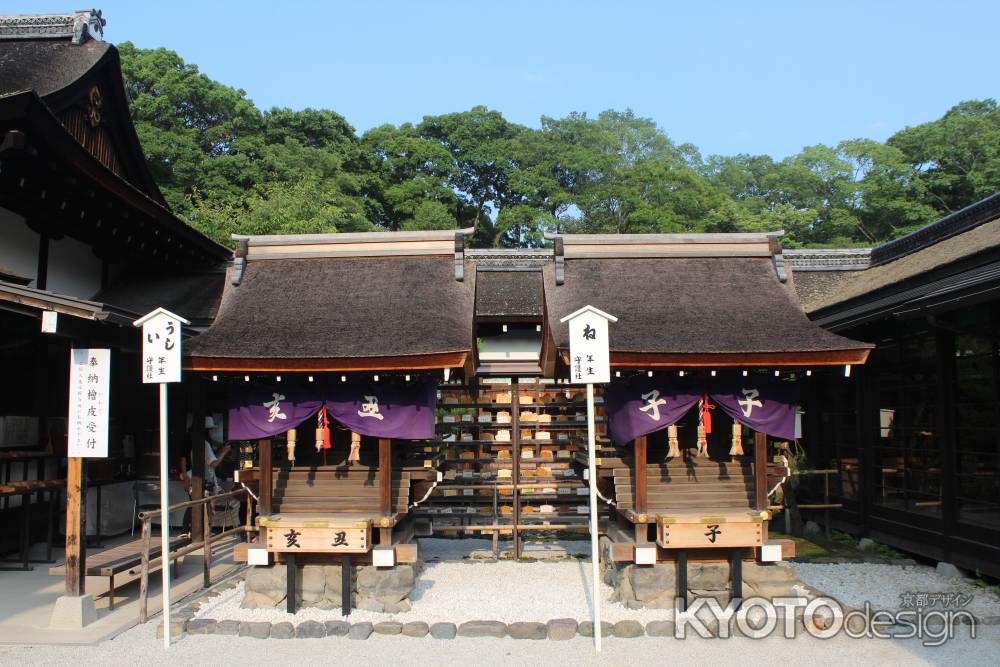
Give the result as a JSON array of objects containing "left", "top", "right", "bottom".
[
  {"left": 50, "top": 349, "right": 110, "bottom": 628},
  {"left": 560, "top": 305, "right": 617, "bottom": 653},
  {"left": 133, "top": 308, "right": 189, "bottom": 649}
]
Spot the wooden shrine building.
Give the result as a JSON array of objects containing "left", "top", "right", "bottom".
[
  {"left": 540, "top": 232, "right": 873, "bottom": 573},
  {"left": 184, "top": 230, "right": 476, "bottom": 608},
  {"left": 0, "top": 9, "right": 230, "bottom": 621}
]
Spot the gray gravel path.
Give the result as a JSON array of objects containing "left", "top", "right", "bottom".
[{"left": 1, "top": 618, "right": 997, "bottom": 666}]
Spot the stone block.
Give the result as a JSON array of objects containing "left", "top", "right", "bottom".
[
  {"left": 348, "top": 622, "right": 374, "bottom": 640},
  {"left": 578, "top": 621, "right": 612, "bottom": 637},
  {"left": 374, "top": 621, "right": 403, "bottom": 635},
  {"left": 430, "top": 622, "right": 457, "bottom": 639},
  {"left": 508, "top": 622, "right": 547, "bottom": 639},
  {"left": 690, "top": 563, "right": 729, "bottom": 591},
  {"left": 612, "top": 620, "right": 644, "bottom": 638},
  {"left": 645, "top": 620, "right": 674, "bottom": 637},
  {"left": 216, "top": 620, "right": 241, "bottom": 636},
  {"left": 296, "top": 620, "right": 326, "bottom": 638},
  {"left": 155, "top": 619, "right": 186, "bottom": 639},
  {"left": 238, "top": 621, "right": 271, "bottom": 639},
  {"left": 457, "top": 620, "right": 507, "bottom": 638},
  {"left": 325, "top": 620, "right": 350, "bottom": 636},
  {"left": 356, "top": 564, "right": 417, "bottom": 607},
  {"left": 402, "top": 621, "right": 429, "bottom": 637},
  {"left": 936, "top": 562, "right": 966, "bottom": 579},
  {"left": 186, "top": 619, "right": 217, "bottom": 635},
  {"left": 546, "top": 618, "right": 578, "bottom": 640},
  {"left": 270, "top": 622, "right": 295, "bottom": 639}
]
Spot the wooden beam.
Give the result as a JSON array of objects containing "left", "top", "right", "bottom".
[
  {"left": 186, "top": 351, "right": 468, "bottom": 373},
  {"left": 754, "top": 431, "right": 768, "bottom": 511},
  {"left": 557, "top": 349, "right": 873, "bottom": 368},
  {"left": 64, "top": 457, "right": 85, "bottom": 596},
  {"left": 258, "top": 440, "right": 272, "bottom": 516},
  {"left": 378, "top": 439, "right": 392, "bottom": 519},
  {"left": 634, "top": 435, "right": 647, "bottom": 517}
]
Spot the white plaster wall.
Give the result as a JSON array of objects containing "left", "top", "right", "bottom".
[
  {"left": 46, "top": 234, "right": 103, "bottom": 298},
  {"left": 0, "top": 206, "right": 39, "bottom": 286}
]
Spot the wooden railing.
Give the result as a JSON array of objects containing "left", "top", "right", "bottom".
[{"left": 136, "top": 487, "right": 255, "bottom": 623}]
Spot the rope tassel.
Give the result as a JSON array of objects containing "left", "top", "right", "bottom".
[
  {"left": 349, "top": 431, "right": 362, "bottom": 463},
  {"left": 730, "top": 420, "right": 744, "bottom": 456},
  {"left": 667, "top": 424, "right": 680, "bottom": 459}
]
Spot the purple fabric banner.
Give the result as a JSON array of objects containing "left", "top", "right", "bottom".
[
  {"left": 227, "top": 383, "right": 323, "bottom": 440},
  {"left": 710, "top": 378, "right": 799, "bottom": 440},
  {"left": 324, "top": 378, "right": 437, "bottom": 440},
  {"left": 604, "top": 380, "right": 702, "bottom": 445}
]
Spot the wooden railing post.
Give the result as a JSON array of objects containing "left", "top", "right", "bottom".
[
  {"left": 138, "top": 518, "right": 151, "bottom": 623},
  {"left": 754, "top": 431, "right": 768, "bottom": 511},
  {"left": 634, "top": 435, "right": 648, "bottom": 517},
  {"left": 202, "top": 501, "right": 212, "bottom": 589},
  {"left": 259, "top": 440, "right": 272, "bottom": 515}
]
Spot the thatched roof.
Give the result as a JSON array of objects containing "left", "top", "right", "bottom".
[
  {"left": 187, "top": 253, "right": 475, "bottom": 370},
  {"left": 475, "top": 269, "right": 543, "bottom": 320},
  {"left": 803, "top": 217, "right": 1000, "bottom": 314},
  {"left": 0, "top": 39, "right": 109, "bottom": 98},
  {"left": 542, "top": 233, "right": 872, "bottom": 367},
  {"left": 94, "top": 268, "right": 227, "bottom": 328}
]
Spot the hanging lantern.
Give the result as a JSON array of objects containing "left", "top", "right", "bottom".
[
  {"left": 667, "top": 423, "right": 680, "bottom": 459},
  {"left": 729, "top": 420, "right": 744, "bottom": 456},
  {"left": 349, "top": 431, "right": 362, "bottom": 463},
  {"left": 286, "top": 428, "right": 297, "bottom": 462}
]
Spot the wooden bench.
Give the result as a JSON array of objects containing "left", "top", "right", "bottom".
[{"left": 49, "top": 534, "right": 191, "bottom": 608}]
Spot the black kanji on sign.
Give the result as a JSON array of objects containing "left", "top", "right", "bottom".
[
  {"left": 284, "top": 528, "right": 302, "bottom": 548},
  {"left": 704, "top": 524, "right": 722, "bottom": 543},
  {"left": 331, "top": 531, "right": 348, "bottom": 547},
  {"left": 583, "top": 324, "right": 596, "bottom": 340}
]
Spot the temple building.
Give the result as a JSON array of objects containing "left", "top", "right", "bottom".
[{"left": 792, "top": 193, "right": 1000, "bottom": 577}]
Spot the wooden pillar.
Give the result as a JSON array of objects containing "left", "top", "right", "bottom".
[
  {"left": 258, "top": 439, "right": 272, "bottom": 516},
  {"left": 378, "top": 438, "right": 392, "bottom": 517},
  {"left": 754, "top": 431, "right": 767, "bottom": 511},
  {"left": 511, "top": 382, "right": 521, "bottom": 559},
  {"left": 634, "top": 435, "right": 648, "bottom": 516},
  {"left": 64, "top": 457, "right": 85, "bottom": 596},
  {"left": 189, "top": 379, "right": 206, "bottom": 539}
]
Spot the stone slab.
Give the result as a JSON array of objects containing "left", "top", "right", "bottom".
[
  {"left": 458, "top": 620, "right": 507, "bottom": 638},
  {"left": 546, "top": 618, "right": 578, "bottom": 640},
  {"left": 508, "top": 622, "right": 547, "bottom": 639},
  {"left": 430, "top": 622, "right": 457, "bottom": 639},
  {"left": 348, "top": 622, "right": 374, "bottom": 640}
]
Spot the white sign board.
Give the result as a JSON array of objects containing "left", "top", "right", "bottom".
[
  {"left": 135, "top": 308, "right": 188, "bottom": 384},
  {"left": 561, "top": 306, "right": 617, "bottom": 384},
  {"left": 67, "top": 348, "right": 110, "bottom": 458}
]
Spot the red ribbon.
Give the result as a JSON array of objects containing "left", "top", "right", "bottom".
[
  {"left": 319, "top": 407, "right": 332, "bottom": 450},
  {"left": 700, "top": 394, "right": 716, "bottom": 435}
]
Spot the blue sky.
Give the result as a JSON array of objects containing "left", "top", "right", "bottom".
[{"left": 5, "top": 1, "right": 998, "bottom": 158}]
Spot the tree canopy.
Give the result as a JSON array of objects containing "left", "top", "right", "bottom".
[{"left": 118, "top": 42, "right": 1000, "bottom": 248}]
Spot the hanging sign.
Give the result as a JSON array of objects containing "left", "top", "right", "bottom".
[
  {"left": 561, "top": 305, "right": 617, "bottom": 384},
  {"left": 135, "top": 307, "right": 186, "bottom": 384},
  {"left": 67, "top": 348, "right": 110, "bottom": 458}
]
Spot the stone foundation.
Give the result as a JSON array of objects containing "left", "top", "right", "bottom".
[
  {"left": 602, "top": 539, "right": 806, "bottom": 609},
  {"left": 242, "top": 562, "right": 419, "bottom": 613}
]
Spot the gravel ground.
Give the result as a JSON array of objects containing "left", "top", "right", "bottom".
[
  {"left": 194, "top": 559, "right": 671, "bottom": 624},
  {"left": 1, "top": 618, "right": 997, "bottom": 667},
  {"left": 792, "top": 563, "right": 1000, "bottom": 617}
]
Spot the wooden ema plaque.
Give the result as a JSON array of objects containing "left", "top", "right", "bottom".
[
  {"left": 657, "top": 513, "right": 765, "bottom": 549},
  {"left": 263, "top": 518, "right": 371, "bottom": 554}
]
